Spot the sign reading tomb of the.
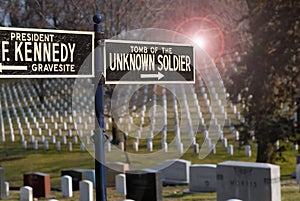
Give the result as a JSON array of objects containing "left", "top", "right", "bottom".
[
  {"left": 104, "top": 40, "right": 195, "bottom": 84},
  {"left": 0, "top": 27, "right": 94, "bottom": 78}
]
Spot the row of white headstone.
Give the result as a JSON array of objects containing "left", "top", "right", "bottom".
[
  {"left": 105, "top": 80, "right": 231, "bottom": 154},
  {"left": 21, "top": 139, "right": 86, "bottom": 152},
  {"left": 0, "top": 79, "right": 94, "bottom": 143},
  {"left": 1, "top": 78, "right": 244, "bottom": 154},
  {"left": 19, "top": 176, "right": 93, "bottom": 201}
]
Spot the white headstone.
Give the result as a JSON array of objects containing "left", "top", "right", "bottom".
[
  {"left": 67, "top": 142, "right": 72, "bottom": 152},
  {"left": 63, "top": 122, "right": 68, "bottom": 130},
  {"left": 116, "top": 174, "right": 126, "bottom": 195},
  {"left": 217, "top": 161, "right": 281, "bottom": 201},
  {"left": 212, "top": 147, "right": 217, "bottom": 154},
  {"left": 275, "top": 140, "right": 280, "bottom": 149},
  {"left": 73, "top": 122, "right": 77, "bottom": 130},
  {"left": 4, "top": 181, "right": 9, "bottom": 197},
  {"left": 35, "top": 122, "right": 39, "bottom": 129},
  {"left": 51, "top": 135, "right": 56, "bottom": 144},
  {"left": 79, "top": 180, "right": 93, "bottom": 201},
  {"left": 119, "top": 142, "right": 124, "bottom": 151},
  {"left": 133, "top": 142, "right": 138, "bottom": 152},
  {"left": 160, "top": 139, "right": 167, "bottom": 152},
  {"left": 34, "top": 140, "right": 39, "bottom": 150},
  {"left": 57, "top": 129, "right": 62, "bottom": 136},
  {"left": 222, "top": 138, "right": 228, "bottom": 148},
  {"left": 22, "top": 141, "right": 27, "bottom": 149},
  {"left": 226, "top": 118, "right": 232, "bottom": 126},
  {"left": 62, "top": 136, "right": 67, "bottom": 144},
  {"left": 38, "top": 128, "right": 42, "bottom": 135},
  {"left": 41, "top": 135, "right": 45, "bottom": 143},
  {"left": 56, "top": 141, "right": 61, "bottom": 151},
  {"left": 292, "top": 143, "right": 298, "bottom": 151},
  {"left": 61, "top": 175, "right": 73, "bottom": 197},
  {"left": 20, "top": 134, "right": 25, "bottom": 142},
  {"left": 41, "top": 116, "right": 45, "bottom": 124},
  {"left": 54, "top": 122, "right": 58, "bottom": 130},
  {"left": 245, "top": 145, "right": 251, "bottom": 157},
  {"left": 67, "top": 129, "right": 72, "bottom": 137},
  {"left": 178, "top": 142, "right": 184, "bottom": 153},
  {"left": 147, "top": 139, "right": 153, "bottom": 152},
  {"left": 193, "top": 143, "right": 199, "bottom": 154},
  {"left": 44, "top": 141, "right": 49, "bottom": 150},
  {"left": 50, "top": 116, "right": 54, "bottom": 123},
  {"left": 73, "top": 136, "right": 78, "bottom": 144},
  {"left": 80, "top": 143, "right": 86, "bottom": 152},
  {"left": 189, "top": 164, "right": 216, "bottom": 192},
  {"left": 232, "top": 105, "right": 237, "bottom": 113},
  {"left": 227, "top": 145, "right": 234, "bottom": 155},
  {"left": 205, "top": 138, "right": 212, "bottom": 148},
  {"left": 157, "top": 159, "right": 191, "bottom": 185},
  {"left": 20, "top": 186, "right": 33, "bottom": 201},
  {"left": 68, "top": 116, "right": 73, "bottom": 123},
  {"left": 47, "top": 129, "right": 52, "bottom": 136},
  {"left": 233, "top": 130, "right": 239, "bottom": 141},
  {"left": 10, "top": 133, "right": 15, "bottom": 142}
]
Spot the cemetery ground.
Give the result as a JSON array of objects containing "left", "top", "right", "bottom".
[
  {"left": 0, "top": 139, "right": 299, "bottom": 200},
  {"left": 0, "top": 79, "right": 300, "bottom": 200}
]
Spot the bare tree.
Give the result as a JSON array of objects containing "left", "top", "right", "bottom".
[{"left": 228, "top": 0, "right": 300, "bottom": 163}]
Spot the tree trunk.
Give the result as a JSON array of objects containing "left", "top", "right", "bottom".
[{"left": 256, "top": 141, "right": 276, "bottom": 163}]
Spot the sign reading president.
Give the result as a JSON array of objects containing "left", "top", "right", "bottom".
[{"left": 0, "top": 27, "right": 94, "bottom": 78}]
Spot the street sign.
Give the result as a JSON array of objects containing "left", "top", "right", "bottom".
[
  {"left": 0, "top": 27, "right": 94, "bottom": 78},
  {"left": 104, "top": 40, "right": 195, "bottom": 84}
]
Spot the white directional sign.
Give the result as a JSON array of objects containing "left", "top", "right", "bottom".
[
  {"left": 0, "top": 27, "right": 94, "bottom": 78},
  {"left": 0, "top": 63, "right": 27, "bottom": 72},
  {"left": 104, "top": 40, "right": 195, "bottom": 84}
]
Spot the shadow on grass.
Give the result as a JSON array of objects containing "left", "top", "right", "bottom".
[{"left": 164, "top": 193, "right": 185, "bottom": 198}]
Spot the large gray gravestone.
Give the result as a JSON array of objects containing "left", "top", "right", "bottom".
[
  {"left": 296, "top": 164, "right": 300, "bottom": 184},
  {"left": 126, "top": 169, "right": 162, "bottom": 201},
  {"left": 157, "top": 159, "right": 191, "bottom": 185},
  {"left": 217, "top": 161, "right": 281, "bottom": 201},
  {"left": 189, "top": 164, "right": 216, "bottom": 192}
]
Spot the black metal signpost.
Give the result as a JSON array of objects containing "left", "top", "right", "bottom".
[{"left": 93, "top": 14, "right": 107, "bottom": 201}]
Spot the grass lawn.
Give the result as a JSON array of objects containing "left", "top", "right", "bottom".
[
  {"left": 0, "top": 79, "right": 299, "bottom": 200},
  {"left": 1, "top": 140, "right": 300, "bottom": 200}
]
